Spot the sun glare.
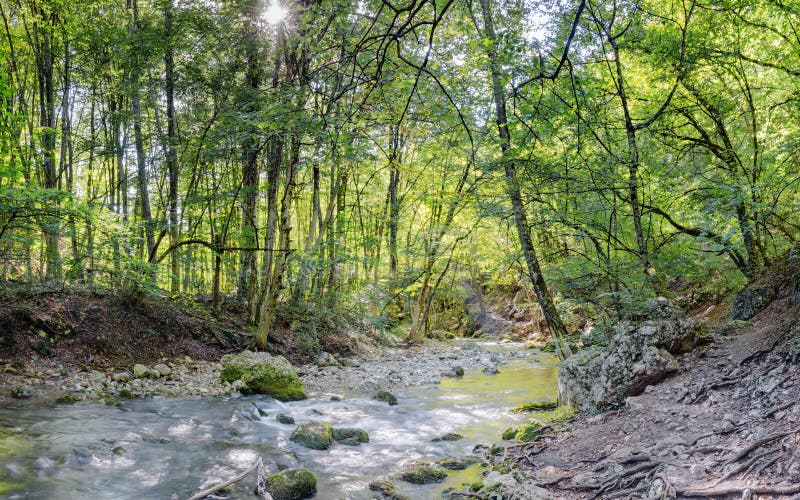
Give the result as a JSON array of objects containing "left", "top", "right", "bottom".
[{"left": 262, "top": 0, "right": 288, "bottom": 25}]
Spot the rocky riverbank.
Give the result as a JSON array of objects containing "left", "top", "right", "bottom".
[{"left": 0, "top": 339, "right": 525, "bottom": 405}]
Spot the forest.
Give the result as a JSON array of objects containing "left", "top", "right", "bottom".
[
  {"left": 2, "top": 0, "right": 800, "bottom": 497},
  {"left": 2, "top": 0, "right": 797, "bottom": 349}
]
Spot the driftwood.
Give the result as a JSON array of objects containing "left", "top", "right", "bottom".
[{"left": 187, "top": 457, "right": 272, "bottom": 500}]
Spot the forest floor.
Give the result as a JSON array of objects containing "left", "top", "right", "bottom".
[{"left": 496, "top": 283, "right": 800, "bottom": 498}]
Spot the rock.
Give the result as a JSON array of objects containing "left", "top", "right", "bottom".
[
  {"left": 571, "top": 472, "right": 601, "bottom": 489},
  {"left": 512, "top": 401, "right": 558, "bottom": 412},
  {"left": 133, "top": 364, "right": 149, "bottom": 379},
  {"left": 332, "top": 428, "right": 369, "bottom": 446},
  {"left": 690, "top": 464, "right": 706, "bottom": 480},
  {"left": 453, "top": 366, "right": 464, "bottom": 376},
  {"left": 276, "top": 413, "right": 295, "bottom": 425},
  {"left": 153, "top": 364, "right": 171, "bottom": 377},
  {"left": 482, "top": 365, "right": 500, "bottom": 375},
  {"left": 398, "top": 460, "right": 447, "bottom": 484},
  {"left": 290, "top": 421, "right": 334, "bottom": 450},
  {"left": 431, "top": 432, "right": 463, "bottom": 442},
  {"left": 437, "top": 456, "right": 480, "bottom": 470},
  {"left": 316, "top": 351, "right": 339, "bottom": 367},
  {"left": 265, "top": 468, "right": 317, "bottom": 500},
  {"left": 220, "top": 351, "right": 306, "bottom": 401},
  {"left": 11, "top": 386, "right": 35, "bottom": 399},
  {"left": 55, "top": 393, "right": 79, "bottom": 404},
  {"left": 369, "top": 479, "right": 408, "bottom": 500},
  {"left": 374, "top": 391, "right": 398, "bottom": 405},
  {"left": 559, "top": 298, "right": 706, "bottom": 410},
  {"left": 732, "top": 286, "right": 776, "bottom": 320},
  {"left": 483, "top": 471, "right": 517, "bottom": 489},
  {"left": 112, "top": 372, "right": 132, "bottom": 383}
]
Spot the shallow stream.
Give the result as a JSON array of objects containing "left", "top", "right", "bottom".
[{"left": 0, "top": 343, "right": 558, "bottom": 499}]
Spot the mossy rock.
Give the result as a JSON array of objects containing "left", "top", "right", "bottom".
[
  {"left": 512, "top": 401, "right": 557, "bottom": 412},
  {"left": 332, "top": 427, "right": 369, "bottom": 445},
  {"left": 374, "top": 391, "right": 398, "bottom": 405},
  {"left": 431, "top": 432, "right": 463, "bottom": 442},
  {"left": 437, "top": 456, "right": 481, "bottom": 470},
  {"left": 398, "top": 461, "right": 447, "bottom": 484},
  {"left": 514, "top": 421, "right": 544, "bottom": 442},
  {"left": 55, "top": 393, "right": 79, "bottom": 404},
  {"left": 501, "top": 427, "right": 517, "bottom": 440},
  {"left": 368, "top": 479, "right": 408, "bottom": 500},
  {"left": 265, "top": 468, "right": 317, "bottom": 500},
  {"left": 220, "top": 351, "right": 306, "bottom": 401},
  {"left": 290, "top": 421, "right": 333, "bottom": 450}
]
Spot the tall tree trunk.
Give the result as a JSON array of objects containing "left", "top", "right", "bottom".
[
  {"left": 238, "top": 11, "right": 261, "bottom": 305},
  {"left": 33, "top": 2, "right": 61, "bottom": 284},
  {"left": 387, "top": 124, "right": 402, "bottom": 278},
  {"left": 129, "top": 0, "right": 155, "bottom": 263},
  {"left": 164, "top": 0, "right": 180, "bottom": 292},
  {"left": 479, "top": 0, "right": 572, "bottom": 359}
]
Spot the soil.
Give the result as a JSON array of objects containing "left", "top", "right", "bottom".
[{"left": 490, "top": 271, "right": 800, "bottom": 498}]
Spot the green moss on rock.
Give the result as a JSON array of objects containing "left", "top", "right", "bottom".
[
  {"left": 373, "top": 391, "right": 398, "bottom": 405},
  {"left": 332, "top": 427, "right": 369, "bottom": 445},
  {"left": 514, "top": 421, "right": 543, "bottom": 442},
  {"left": 398, "top": 461, "right": 447, "bottom": 484},
  {"left": 290, "top": 421, "right": 334, "bottom": 450},
  {"left": 220, "top": 351, "right": 306, "bottom": 401},
  {"left": 265, "top": 468, "right": 317, "bottom": 500},
  {"left": 512, "top": 401, "right": 558, "bottom": 412}
]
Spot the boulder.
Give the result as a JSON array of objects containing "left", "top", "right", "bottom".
[
  {"left": 559, "top": 298, "right": 706, "bottom": 411},
  {"left": 276, "top": 413, "right": 295, "bottom": 425},
  {"left": 11, "top": 386, "right": 35, "bottom": 399},
  {"left": 398, "top": 460, "right": 447, "bottom": 484},
  {"left": 112, "top": 372, "right": 132, "bottom": 383},
  {"left": 431, "top": 432, "right": 463, "bottom": 442},
  {"left": 220, "top": 351, "right": 306, "bottom": 401},
  {"left": 133, "top": 364, "right": 149, "bottom": 379},
  {"left": 373, "top": 391, "right": 398, "bottom": 405},
  {"left": 732, "top": 286, "right": 776, "bottom": 320},
  {"left": 153, "top": 363, "right": 171, "bottom": 377},
  {"left": 290, "top": 421, "right": 333, "bottom": 450},
  {"left": 316, "top": 351, "right": 339, "bottom": 367},
  {"left": 437, "top": 456, "right": 481, "bottom": 470},
  {"left": 332, "top": 427, "right": 369, "bottom": 446},
  {"left": 265, "top": 468, "right": 317, "bottom": 500}
]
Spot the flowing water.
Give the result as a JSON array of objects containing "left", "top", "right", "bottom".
[{"left": 0, "top": 344, "right": 558, "bottom": 499}]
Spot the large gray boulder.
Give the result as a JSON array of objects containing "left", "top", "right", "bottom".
[{"left": 559, "top": 298, "right": 706, "bottom": 411}]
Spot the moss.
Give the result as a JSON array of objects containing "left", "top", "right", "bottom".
[
  {"left": 514, "top": 421, "right": 543, "bottom": 442},
  {"left": 398, "top": 462, "right": 447, "bottom": 484},
  {"left": 437, "top": 456, "right": 481, "bottom": 470},
  {"left": 220, "top": 353, "right": 306, "bottom": 401},
  {"left": 470, "top": 481, "right": 484, "bottom": 492},
  {"left": 290, "top": 421, "right": 333, "bottom": 450},
  {"left": 55, "top": 393, "right": 77, "bottom": 404},
  {"left": 431, "top": 432, "right": 463, "bottom": 442},
  {"left": 373, "top": 391, "right": 398, "bottom": 405},
  {"left": 332, "top": 427, "right": 369, "bottom": 445},
  {"left": 501, "top": 427, "right": 517, "bottom": 440},
  {"left": 118, "top": 388, "right": 133, "bottom": 399},
  {"left": 512, "top": 401, "right": 557, "bottom": 412},
  {"left": 265, "top": 468, "right": 317, "bottom": 500}
]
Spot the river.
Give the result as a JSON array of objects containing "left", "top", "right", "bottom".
[{"left": 0, "top": 343, "right": 557, "bottom": 499}]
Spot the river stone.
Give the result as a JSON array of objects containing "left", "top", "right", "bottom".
[
  {"left": 290, "top": 421, "right": 333, "bottom": 450},
  {"left": 374, "top": 391, "right": 398, "bottom": 405},
  {"left": 133, "top": 364, "right": 149, "bottom": 379},
  {"left": 220, "top": 351, "right": 306, "bottom": 401},
  {"left": 153, "top": 363, "right": 171, "bottom": 377},
  {"left": 316, "top": 351, "right": 339, "bottom": 367},
  {"left": 265, "top": 468, "right": 317, "bottom": 500},
  {"left": 276, "top": 413, "right": 295, "bottom": 425},
  {"left": 11, "top": 386, "right": 35, "bottom": 399},
  {"left": 332, "top": 427, "right": 369, "bottom": 445},
  {"left": 437, "top": 456, "right": 481, "bottom": 470},
  {"left": 369, "top": 479, "right": 408, "bottom": 500},
  {"left": 398, "top": 460, "right": 447, "bottom": 484},
  {"left": 559, "top": 297, "right": 706, "bottom": 410},
  {"left": 432, "top": 432, "right": 463, "bottom": 442},
  {"left": 112, "top": 372, "right": 132, "bottom": 383}
]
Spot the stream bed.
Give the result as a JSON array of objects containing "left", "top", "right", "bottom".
[{"left": 0, "top": 343, "right": 558, "bottom": 499}]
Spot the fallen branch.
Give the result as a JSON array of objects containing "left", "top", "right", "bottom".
[{"left": 187, "top": 457, "right": 266, "bottom": 500}]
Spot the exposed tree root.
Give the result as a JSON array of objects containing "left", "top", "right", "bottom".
[
  {"left": 679, "top": 484, "right": 800, "bottom": 497},
  {"left": 723, "top": 426, "right": 800, "bottom": 465}
]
